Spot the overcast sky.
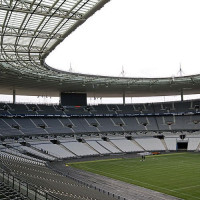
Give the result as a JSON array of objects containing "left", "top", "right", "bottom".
[{"left": 46, "top": 0, "right": 200, "bottom": 78}]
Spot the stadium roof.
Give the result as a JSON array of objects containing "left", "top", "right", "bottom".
[{"left": 1, "top": 0, "right": 200, "bottom": 98}]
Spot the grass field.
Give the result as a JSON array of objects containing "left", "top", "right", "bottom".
[{"left": 68, "top": 153, "right": 200, "bottom": 200}]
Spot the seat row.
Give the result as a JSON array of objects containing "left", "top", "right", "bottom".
[
  {"left": 0, "top": 181, "right": 27, "bottom": 200},
  {"left": 1, "top": 99, "right": 200, "bottom": 115}
]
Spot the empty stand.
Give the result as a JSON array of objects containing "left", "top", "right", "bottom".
[
  {"left": 61, "top": 141, "right": 99, "bottom": 156},
  {"left": 0, "top": 181, "right": 26, "bottom": 200},
  {"left": 1, "top": 101, "right": 200, "bottom": 157},
  {"left": 188, "top": 137, "right": 200, "bottom": 151},
  {"left": 97, "top": 140, "right": 122, "bottom": 153},
  {"left": 134, "top": 137, "right": 165, "bottom": 151},
  {"left": 110, "top": 138, "right": 143, "bottom": 152},
  {"left": 86, "top": 140, "right": 110, "bottom": 154},
  {"left": 30, "top": 141, "right": 75, "bottom": 159},
  {"left": 96, "top": 118, "right": 123, "bottom": 132},
  {"left": 164, "top": 138, "right": 177, "bottom": 151},
  {"left": 37, "top": 104, "right": 63, "bottom": 115}
]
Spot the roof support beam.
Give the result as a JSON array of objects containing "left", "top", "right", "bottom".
[
  {"left": 123, "top": 91, "right": 126, "bottom": 106},
  {"left": 0, "top": 25, "right": 62, "bottom": 39},
  {"left": 0, "top": 0, "right": 84, "bottom": 20},
  {"left": 13, "top": 89, "right": 16, "bottom": 104},
  {"left": 181, "top": 89, "right": 184, "bottom": 101},
  {"left": 0, "top": 53, "right": 38, "bottom": 61},
  {"left": 0, "top": 43, "right": 49, "bottom": 53}
]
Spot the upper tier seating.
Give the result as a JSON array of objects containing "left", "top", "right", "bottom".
[
  {"left": 36, "top": 104, "right": 63, "bottom": 115},
  {"left": 0, "top": 99, "right": 199, "bottom": 116}
]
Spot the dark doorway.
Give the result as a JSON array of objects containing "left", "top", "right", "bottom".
[{"left": 177, "top": 142, "right": 188, "bottom": 150}]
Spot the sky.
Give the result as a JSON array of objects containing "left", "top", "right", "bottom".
[{"left": 46, "top": 0, "right": 200, "bottom": 78}]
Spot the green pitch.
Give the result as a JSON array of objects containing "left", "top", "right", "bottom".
[{"left": 68, "top": 153, "right": 200, "bottom": 200}]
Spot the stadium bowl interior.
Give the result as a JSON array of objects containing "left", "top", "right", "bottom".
[{"left": 0, "top": 1, "right": 200, "bottom": 200}]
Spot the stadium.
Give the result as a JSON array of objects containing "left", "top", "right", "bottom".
[{"left": 1, "top": 0, "right": 200, "bottom": 199}]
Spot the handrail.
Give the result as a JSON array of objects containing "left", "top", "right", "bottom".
[{"left": 0, "top": 167, "right": 61, "bottom": 200}]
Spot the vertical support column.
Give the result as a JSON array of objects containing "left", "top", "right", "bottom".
[
  {"left": 181, "top": 89, "right": 184, "bottom": 101},
  {"left": 13, "top": 89, "right": 16, "bottom": 104},
  {"left": 123, "top": 91, "right": 126, "bottom": 106},
  {"left": 59, "top": 92, "right": 61, "bottom": 105}
]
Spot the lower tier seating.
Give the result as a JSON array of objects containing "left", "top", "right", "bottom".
[{"left": 0, "top": 181, "right": 27, "bottom": 200}]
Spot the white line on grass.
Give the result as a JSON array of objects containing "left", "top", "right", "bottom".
[{"left": 174, "top": 184, "right": 200, "bottom": 191}]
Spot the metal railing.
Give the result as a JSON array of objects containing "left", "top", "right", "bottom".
[{"left": 0, "top": 169, "right": 60, "bottom": 200}]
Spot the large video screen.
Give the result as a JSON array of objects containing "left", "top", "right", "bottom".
[{"left": 60, "top": 93, "right": 87, "bottom": 106}]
